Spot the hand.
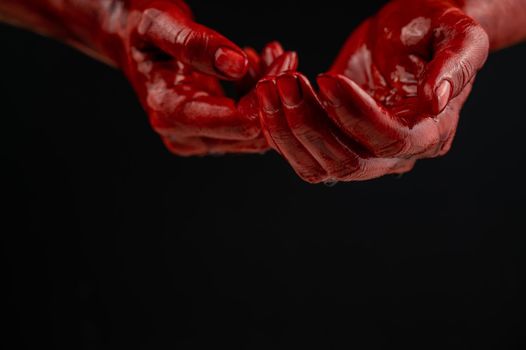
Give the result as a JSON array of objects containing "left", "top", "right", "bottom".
[
  {"left": 258, "top": 0, "right": 489, "bottom": 183},
  {"left": 316, "top": 0, "right": 489, "bottom": 162},
  {"left": 116, "top": 1, "right": 299, "bottom": 156},
  {"left": 256, "top": 72, "right": 416, "bottom": 183},
  {"left": 0, "top": 0, "right": 299, "bottom": 156}
]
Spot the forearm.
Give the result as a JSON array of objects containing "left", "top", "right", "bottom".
[
  {"left": 0, "top": 0, "right": 127, "bottom": 65},
  {"left": 461, "top": 0, "right": 526, "bottom": 50}
]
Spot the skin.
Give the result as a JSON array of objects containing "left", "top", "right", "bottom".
[
  {"left": 0, "top": 0, "right": 295, "bottom": 155},
  {"left": 1, "top": 0, "right": 526, "bottom": 182},
  {"left": 257, "top": 0, "right": 526, "bottom": 183}
]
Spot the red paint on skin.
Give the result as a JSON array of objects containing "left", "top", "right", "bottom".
[
  {"left": 258, "top": 0, "right": 526, "bottom": 182},
  {"left": 214, "top": 47, "right": 249, "bottom": 79},
  {"left": 0, "top": 0, "right": 300, "bottom": 156},
  {"left": 1, "top": 0, "right": 526, "bottom": 181}
]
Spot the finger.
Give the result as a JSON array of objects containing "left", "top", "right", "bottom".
[
  {"left": 276, "top": 72, "right": 370, "bottom": 179},
  {"left": 238, "top": 51, "right": 299, "bottom": 124},
  {"left": 236, "top": 45, "right": 293, "bottom": 95},
  {"left": 265, "top": 51, "right": 298, "bottom": 77},
  {"left": 236, "top": 47, "right": 263, "bottom": 93},
  {"left": 318, "top": 74, "right": 445, "bottom": 159},
  {"left": 317, "top": 74, "right": 410, "bottom": 157},
  {"left": 276, "top": 72, "right": 414, "bottom": 182},
  {"left": 434, "top": 79, "right": 474, "bottom": 157},
  {"left": 419, "top": 9, "right": 489, "bottom": 114},
  {"left": 137, "top": 4, "right": 248, "bottom": 80},
  {"left": 407, "top": 77, "right": 474, "bottom": 159},
  {"left": 162, "top": 135, "right": 208, "bottom": 157},
  {"left": 256, "top": 79, "right": 327, "bottom": 183},
  {"left": 261, "top": 41, "right": 285, "bottom": 71}
]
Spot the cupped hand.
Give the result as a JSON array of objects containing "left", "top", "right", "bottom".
[
  {"left": 256, "top": 72, "right": 415, "bottom": 183},
  {"left": 317, "top": 0, "right": 489, "bottom": 159},
  {"left": 258, "top": 0, "right": 489, "bottom": 183}
]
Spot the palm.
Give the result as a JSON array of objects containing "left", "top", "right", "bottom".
[{"left": 318, "top": 0, "right": 488, "bottom": 158}]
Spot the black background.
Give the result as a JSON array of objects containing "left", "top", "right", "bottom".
[{"left": 2, "top": 0, "right": 526, "bottom": 348}]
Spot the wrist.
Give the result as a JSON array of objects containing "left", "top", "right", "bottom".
[
  {"left": 0, "top": 1, "right": 130, "bottom": 66},
  {"left": 461, "top": 0, "right": 526, "bottom": 50}
]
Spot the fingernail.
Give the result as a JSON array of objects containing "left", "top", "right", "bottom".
[
  {"left": 435, "top": 80, "right": 452, "bottom": 113},
  {"left": 276, "top": 75, "right": 303, "bottom": 107},
  {"left": 267, "top": 52, "right": 298, "bottom": 76},
  {"left": 262, "top": 41, "right": 284, "bottom": 66},
  {"left": 281, "top": 52, "right": 298, "bottom": 72},
  {"left": 257, "top": 80, "right": 280, "bottom": 113},
  {"left": 317, "top": 76, "right": 342, "bottom": 107},
  {"left": 214, "top": 47, "right": 248, "bottom": 79}
]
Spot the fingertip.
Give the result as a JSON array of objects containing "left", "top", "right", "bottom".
[
  {"left": 262, "top": 41, "right": 285, "bottom": 67},
  {"left": 265, "top": 41, "right": 284, "bottom": 54},
  {"left": 256, "top": 79, "right": 281, "bottom": 113},
  {"left": 265, "top": 51, "right": 299, "bottom": 76},
  {"left": 291, "top": 72, "right": 319, "bottom": 102},
  {"left": 214, "top": 46, "right": 249, "bottom": 79},
  {"left": 419, "top": 75, "right": 451, "bottom": 115},
  {"left": 276, "top": 74, "right": 303, "bottom": 107},
  {"left": 283, "top": 51, "right": 299, "bottom": 72},
  {"left": 243, "top": 46, "right": 262, "bottom": 80},
  {"left": 435, "top": 80, "right": 452, "bottom": 114}
]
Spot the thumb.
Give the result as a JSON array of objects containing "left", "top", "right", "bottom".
[
  {"left": 137, "top": 3, "right": 248, "bottom": 80},
  {"left": 419, "top": 9, "right": 489, "bottom": 115}
]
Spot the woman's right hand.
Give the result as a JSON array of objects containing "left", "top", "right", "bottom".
[{"left": 101, "top": 1, "right": 299, "bottom": 156}]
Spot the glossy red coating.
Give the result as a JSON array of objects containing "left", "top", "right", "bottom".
[
  {"left": 0, "top": 0, "right": 299, "bottom": 156},
  {"left": 257, "top": 0, "right": 526, "bottom": 183},
  {"left": 1, "top": 1, "right": 526, "bottom": 181}
]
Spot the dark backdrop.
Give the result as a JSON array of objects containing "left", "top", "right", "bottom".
[{"left": 1, "top": 0, "right": 526, "bottom": 349}]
